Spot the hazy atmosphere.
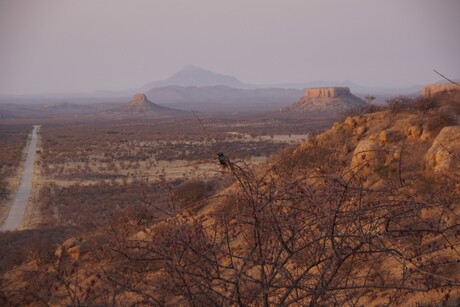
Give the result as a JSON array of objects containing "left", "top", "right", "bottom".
[
  {"left": 1, "top": 0, "right": 459, "bottom": 95},
  {"left": 1, "top": 1, "right": 460, "bottom": 305}
]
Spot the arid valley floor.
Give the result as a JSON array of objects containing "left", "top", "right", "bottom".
[{"left": 0, "top": 85, "right": 459, "bottom": 306}]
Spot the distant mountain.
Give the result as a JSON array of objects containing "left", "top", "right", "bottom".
[
  {"left": 144, "top": 85, "right": 303, "bottom": 107},
  {"left": 140, "top": 66, "right": 425, "bottom": 98},
  {"left": 0, "top": 65, "right": 437, "bottom": 102},
  {"left": 142, "top": 65, "right": 247, "bottom": 90}
]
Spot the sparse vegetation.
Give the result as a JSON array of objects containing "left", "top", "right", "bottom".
[
  {"left": 386, "top": 91, "right": 459, "bottom": 136},
  {"left": 0, "top": 124, "right": 30, "bottom": 185},
  {"left": 0, "top": 124, "right": 31, "bottom": 222},
  {"left": 1, "top": 90, "right": 459, "bottom": 305}
]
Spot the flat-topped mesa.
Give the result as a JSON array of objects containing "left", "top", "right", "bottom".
[
  {"left": 283, "top": 86, "right": 367, "bottom": 115},
  {"left": 423, "top": 83, "right": 460, "bottom": 97},
  {"left": 305, "top": 87, "right": 351, "bottom": 99}
]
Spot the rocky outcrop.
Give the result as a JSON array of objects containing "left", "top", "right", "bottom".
[
  {"left": 114, "top": 93, "right": 181, "bottom": 115},
  {"left": 128, "top": 94, "right": 151, "bottom": 107},
  {"left": 423, "top": 83, "right": 460, "bottom": 97},
  {"left": 425, "top": 126, "right": 460, "bottom": 178},
  {"left": 406, "top": 125, "right": 423, "bottom": 139},
  {"left": 284, "top": 87, "right": 367, "bottom": 114},
  {"left": 351, "top": 140, "right": 382, "bottom": 176},
  {"left": 122, "top": 93, "right": 162, "bottom": 111}
]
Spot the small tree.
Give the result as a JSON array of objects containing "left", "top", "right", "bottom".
[{"left": 365, "top": 95, "right": 376, "bottom": 104}]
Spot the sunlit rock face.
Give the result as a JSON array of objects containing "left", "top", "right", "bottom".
[
  {"left": 425, "top": 125, "right": 460, "bottom": 178},
  {"left": 305, "top": 87, "right": 351, "bottom": 98},
  {"left": 423, "top": 83, "right": 460, "bottom": 97},
  {"left": 121, "top": 93, "right": 164, "bottom": 112},
  {"left": 127, "top": 94, "right": 151, "bottom": 107}
]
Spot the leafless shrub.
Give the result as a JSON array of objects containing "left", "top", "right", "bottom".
[
  {"left": 343, "top": 103, "right": 385, "bottom": 117},
  {"left": 172, "top": 179, "right": 218, "bottom": 209},
  {"left": 3, "top": 142, "right": 459, "bottom": 306},
  {"left": 89, "top": 146, "right": 460, "bottom": 306},
  {"left": 387, "top": 96, "right": 415, "bottom": 113},
  {"left": 3, "top": 101, "right": 460, "bottom": 305},
  {"left": 424, "top": 104, "right": 458, "bottom": 132}
]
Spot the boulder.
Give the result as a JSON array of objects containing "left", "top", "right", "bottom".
[
  {"left": 355, "top": 126, "right": 368, "bottom": 137},
  {"left": 425, "top": 126, "right": 460, "bottom": 178},
  {"left": 344, "top": 116, "right": 357, "bottom": 127},
  {"left": 351, "top": 140, "right": 381, "bottom": 175},
  {"left": 406, "top": 125, "right": 423, "bottom": 139},
  {"left": 378, "top": 130, "right": 400, "bottom": 143},
  {"left": 378, "top": 130, "right": 388, "bottom": 142}
]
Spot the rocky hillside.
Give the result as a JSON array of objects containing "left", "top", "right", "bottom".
[
  {"left": 284, "top": 86, "right": 368, "bottom": 115},
  {"left": 1, "top": 88, "right": 459, "bottom": 306}
]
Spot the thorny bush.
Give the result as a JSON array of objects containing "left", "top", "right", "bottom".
[{"left": 95, "top": 147, "right": 460, "bottom": 306}]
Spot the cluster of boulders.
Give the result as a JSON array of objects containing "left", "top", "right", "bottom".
[{"left": 327, "top": 108, "right": 459, "bottom": 186}]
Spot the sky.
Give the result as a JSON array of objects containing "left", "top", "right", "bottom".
[{"left": 0, "top": 0, "right": 459, "bottom": 95}]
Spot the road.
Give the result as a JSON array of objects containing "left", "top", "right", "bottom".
[{"left": 1, "top": 125, "right": 40, "bottom": 231}]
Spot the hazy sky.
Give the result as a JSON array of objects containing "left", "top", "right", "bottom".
[{"left": 1, "top": 0, "right": 459, "bottom": 95}]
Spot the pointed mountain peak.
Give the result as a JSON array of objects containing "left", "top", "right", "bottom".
[
  {"left": 143, "top": 66, "right": 245, "bottom": 89},
  {"left": 179, "top": 65, "right": 206, "bottom": 72}
]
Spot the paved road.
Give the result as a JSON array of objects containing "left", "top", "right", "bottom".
[{"left": 1, "top": 125, "right": 40, "bottom": 231}]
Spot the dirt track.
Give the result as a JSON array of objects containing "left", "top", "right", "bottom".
[{"left": 1, "top": 125, "right": 40, "bottom": 232}]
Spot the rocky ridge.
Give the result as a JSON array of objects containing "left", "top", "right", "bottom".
[
  {"left": 317, "top": 89, "right": 460, "bottom": 186},
  {"left": 305, "top": 87, "right": 351, "bottom": 98}
]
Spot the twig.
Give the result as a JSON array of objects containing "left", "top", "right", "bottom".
[
  {"left": 191, "top": 111, "right": 219, "bottom": 156},
  {"left": 434, "top": 136, "right": 459, "bottom": 162},
  {"left": 398, "top": 136, "right": 406, "bottom": 187},
  {"left": 433, "top": 70, "right": 460, "bottom": 87}
]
